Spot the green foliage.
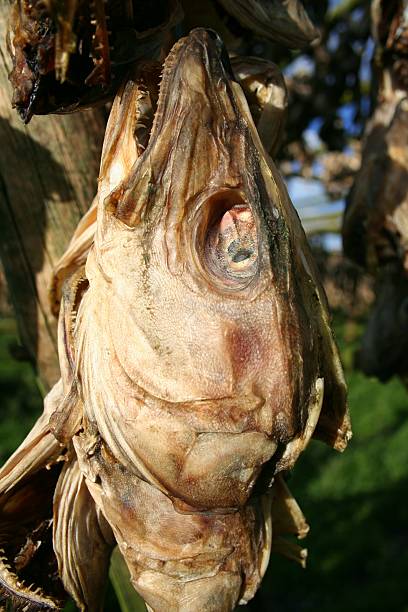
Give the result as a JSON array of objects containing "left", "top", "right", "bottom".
[
  {"left": 0, "top": 318, "right": 42, "bottom": 464},
  {"left": 109, "top": 548, "right": 146, "bottom": 612}
]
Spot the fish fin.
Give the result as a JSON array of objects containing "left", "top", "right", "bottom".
[
  {"left": 53, "top": 455, "right": 115, "bottom": 611},
  {"left": 271, "top": 536, "right": 308, "bottom": 568},
  {"left": 0, "top": 380, "right": 64, "bottom": 494},
  {"left": 49, "top": 197, "right": 98, "bottom": 317},
  {"left": 49, "top": 268, "right": 88, "bottom": 445},
  {"left": 271, "top": 474, "right": 309, "bottom": 540},
  {"left": 270, "top": 474, "right": 309, "bottom": 568}
]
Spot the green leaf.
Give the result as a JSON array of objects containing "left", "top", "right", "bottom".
[{"left": 109, "top": 547, "right": 147, "bottom": 612}]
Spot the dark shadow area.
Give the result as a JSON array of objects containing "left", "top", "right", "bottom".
[
  {"left": 0, "top": 117, "right": 75, "bottom": 373},
  {"left": 249, "top": 478, "right": 408, "bottom": 611},
  {"left": 0, "top": 318, "right": 42, "bottom": 464}
]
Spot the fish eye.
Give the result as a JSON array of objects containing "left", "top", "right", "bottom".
[{"left": 204, "top": 201, "right": 258, "bottom": 284}]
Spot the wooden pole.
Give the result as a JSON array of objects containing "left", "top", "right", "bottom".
[{"left": 0, "top": 0, "right": 106, "bottom": 390}]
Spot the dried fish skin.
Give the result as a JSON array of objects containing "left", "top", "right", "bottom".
[
  {"left": 53, "top": 454, "right": 115, "bottom": 611},
  {"left": 68, "top": 27, "right": 349, "bottom": 608},
  {"left": 74, "top": 429, "right": 272, "bottom": 610},
  {"left": 217, "top": 0, "right": 320, "bottom": 48},
  {"left": 7, "top": 0, "right": 181, "bottom": 121},
  {"left": 231, "top": 56, "right": 288, "bottom": 156},
  {"left": 0, "top": 27, "right": 350, "bottom": 612},
  {"left": 48, "top": 61, "right": 161, "bottom": 315}
]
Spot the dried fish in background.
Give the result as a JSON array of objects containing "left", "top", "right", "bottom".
[
  {"left": 0, "top": 29, "right": 350, "bottom": 612},
  {"left": 231, "top": 56, "right": 288, "bottom": 156},
  {"left": 7, "top": 0, "right": 320, "bottom": 123},
  {"left": 343, "top": 0, "right": 408, "bottom": 383},
  {"left": 217, "top": 0, "right": 320, "bottom": 48},
  {"left": 7, "top": 0, "right": 181, "bottom": 121}
]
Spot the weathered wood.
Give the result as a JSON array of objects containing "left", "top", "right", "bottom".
[{"left": 0, "top": 0, "right": 106, "bottom": 389}]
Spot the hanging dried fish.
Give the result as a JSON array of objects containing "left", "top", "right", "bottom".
[
  {"left": 217, "top": 0, "right": 320, "bottom": 48},
  {"left": 6, "top": 0, "right": 320, "bottom": 123},
  {"left": 231, "top": 56, "right": 288, "bottom": 156},
  {"left": 343, "top": 0, "right": 408, "bottom": 382},
  {"left": 0, "top": 29, "right": 350, "bottom": 612},
  {"left": 7, "top": 0, "right": 181, "bottom": 122}
]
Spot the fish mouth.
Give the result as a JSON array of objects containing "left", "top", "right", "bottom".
[
  {"left": 137, "top": 27, "right": 246, "bottom": 167},
  {"left": 150, "top": 28, "right": 234, "bottom": 135}
]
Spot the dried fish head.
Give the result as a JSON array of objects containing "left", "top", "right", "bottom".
[{"left": 88, "top": 28, "right": 349, "bottom": 468}]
